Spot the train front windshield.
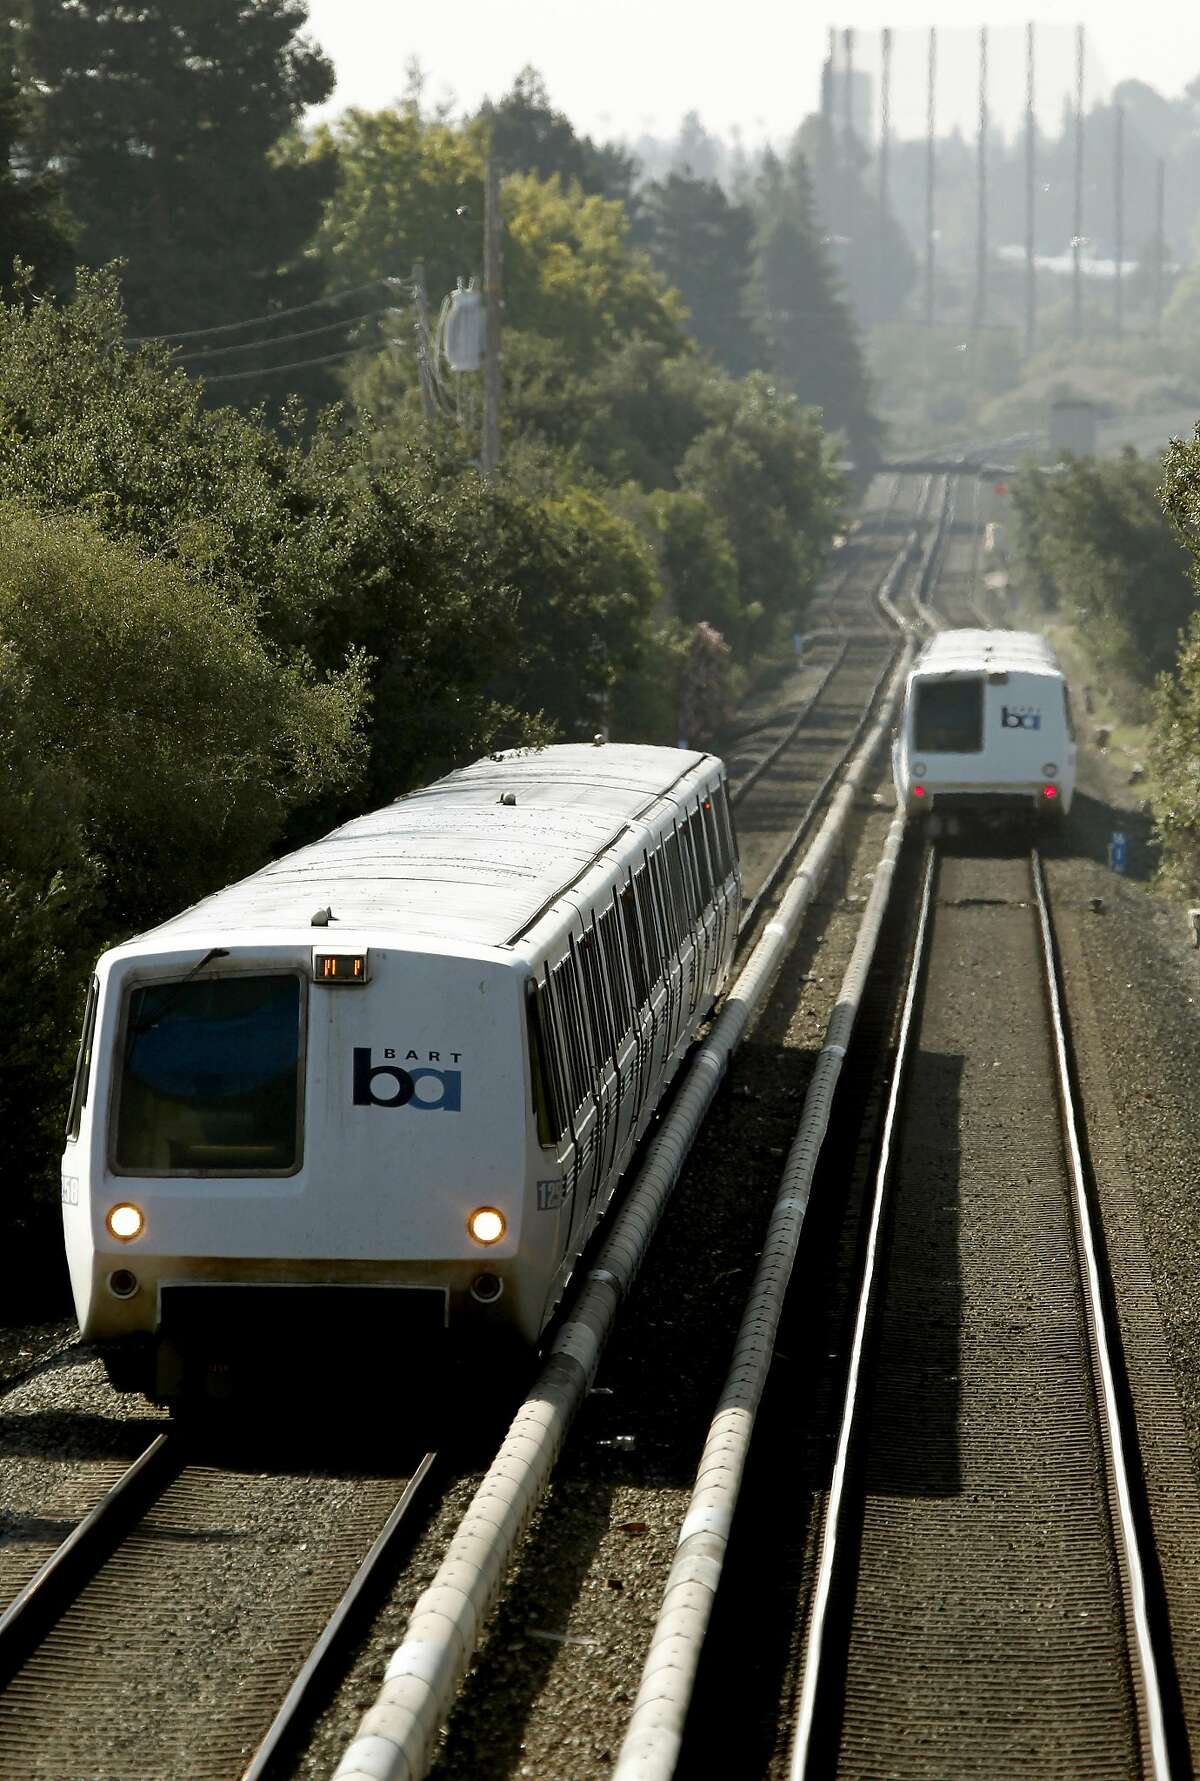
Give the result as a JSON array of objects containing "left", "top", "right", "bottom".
[
  {"left": 114, "top": 975, "right": 302, "bottom": 1174},
  {"left": 913, "top": 677, "right": 984, "bottom": 753}
]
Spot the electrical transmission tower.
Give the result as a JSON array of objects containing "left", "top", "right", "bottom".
[
  {"left": 925, "top": 26, "right": 937, "bottom": 329},
  {"left": 1072, "top": 24, "right": 1085, "bottom": 341},
  {"left": 974, "top": 25, "right": 989, "bottom": 333},
  {"left": 1025, "top": 23, "right": 1036, "bottom": 357}
]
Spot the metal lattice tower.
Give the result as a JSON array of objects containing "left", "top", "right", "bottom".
[
  {"left": 925, "top": 26, "right": 937, "bottom": 329},
  {"left": 879, "top": 25, "right": 892, "bottom": 325},
  {"left": 1072, "top": 24, "right": 1085, "bottom": 340},
  {"left": 843, "top": 27, "right": 856, "bottom": 262},
  {"left": 1154, "top": 157, "right": 1166, "bottom": 339},
  {"left": 974, "top": 25, "right": 989, "bottom": 332},
  {"left": 1113, "top": 102, "right": 1124, "bottom": 338},
  {"left": 1025, "top": 22, "right": 1036, "bottom": 357}
]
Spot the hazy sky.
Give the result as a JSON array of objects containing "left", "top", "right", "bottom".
[{"left": 302, "top": 3, "right": 1197, "bottom": 145}]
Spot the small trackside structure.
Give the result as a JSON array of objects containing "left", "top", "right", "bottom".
[
  {"left": 61, "top": 744, "right": 740, "bottom": 1403},
  {"left": 892, "top": 629, "right": 1076, "bottom": 822}
]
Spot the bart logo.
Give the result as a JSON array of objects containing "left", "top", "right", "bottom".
[
  {"left": 1001, "top": 705, "right": 1041, "bottom": 730},
  {"left": 352, "top": 1049, "right": 462, "bottom": 1111}
]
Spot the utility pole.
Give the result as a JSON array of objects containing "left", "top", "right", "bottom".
[
  {"left": 925, "top": 26, "right": 937, "bottom": 329},
  {"left": 1113, "top": 102, "right": 1124, "bottom": 339},
  {"left": 1154, "top": 157, "right": 1166, "bottom": 339},
  {"left": 411, "top": 261, "right": 435, "bottom": 424},
  {"left": 819, "top": 27, "right": 835, "bottom": 220},
  {"left": 843, "top": 27, "right": 856, "bottom": 272},
  {"left": 879, "top": 26, "right": 892, "bottom": 325},
  {"left": 1024, "top": 23, "right": 1036, "bottom": 357},
  {"left": 974, "top": 25, "right": 989, "bottom": 332},
  {"left": 482, "top": 150, "right": 502, "bottom": 478},
  {"left": 1072, "top": 24, "right": 1085, "bottom": 342}
]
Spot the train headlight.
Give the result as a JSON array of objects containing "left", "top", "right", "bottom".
[
  {"left": 106, "top": 1202, "right": 145, "bottom": 1242},
  {"left": 912, "top": 761, "right": 928, "bottom": 778},
  {"left": 467, "top": 1206, "right": 506, "bottom": 1245},
  {"left": 1042, "top": 762, "right": 1058, "bottom": 778}
]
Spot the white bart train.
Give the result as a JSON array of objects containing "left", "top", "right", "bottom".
[
  {"left": 892, "top": 630, "right": 1076, "bottom": 822},
  {"left": 61, "top": 744, "right": 740, "bottom": 1402}
]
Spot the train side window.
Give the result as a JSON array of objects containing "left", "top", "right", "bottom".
[
  {"left": 712, "top": 781, "right": 737, "bottom": 876},
  {"left": 541, "top": 975, "right": 573, "bottom": 1131},
  {"left": 687, "top": 806, "right": 714, "bottom": 903},
  {"left": 599, "top": 904, "right": 631, "bottom": 1037},
  {"left": 634, "top": 863, "right": 664, "bottom": 982},
  {"left": 649, "top": 847, "right": 678, "bottom": 955},
  {"left": 701, "top": 796, "right": 724, "bottom": 885},
  {"left": 620, "top": 878, "right": 650, "bottom": 1005},
  {"left": 676, "top": 818, "right": 702, "bottom": 922},
  {"left": 579, "top": 926, "right": 614, "bottom": 1063},
  {"left": 552, "top": 955, "right": 591, "bottom": 1109},
  {"left": 664, "top": 828, "right": 692, "bottom": 931},
  {"left": 526, "top": 981, "right": 565, "bottom": 1146},
  {"left": 66, "top": 976, "right": 99, "bottom": 1141}
]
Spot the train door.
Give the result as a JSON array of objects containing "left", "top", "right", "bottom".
[
  {"left": 597, "top": 902, "right": 639, "bottom": 1175},
  {"left": 633, "top": 861, "right": 668, "bottom": 1105},
  {"left": 549, "top": 951, "right": 601, "bottom": 1258},
  {"left": 648, "top": 848, "right": 681, "bottom": 1065},
  {"left": 619, "top": 873, "right": 655, "bottom": 1127},
  {"left": 526, "top": 974, "right": 576, "bottom": 1278}
]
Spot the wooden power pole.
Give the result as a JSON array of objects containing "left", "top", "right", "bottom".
[{"left": 482, "top": 151, "right": 502, "bottom": 477}]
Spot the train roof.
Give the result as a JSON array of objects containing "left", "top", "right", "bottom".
[
  {"left": 142, "top": 744, "right": 715, "bottom": 953},
  {"left": 912, "top": 629, "right": 1062, "bottom": 677}
]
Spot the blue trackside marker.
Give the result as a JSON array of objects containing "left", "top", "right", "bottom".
[{"left": 1108, "top": 830, "right": 1128, "bottom": 874}]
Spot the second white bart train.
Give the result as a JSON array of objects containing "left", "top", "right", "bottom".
[
  {"left": 892, "top": 629, "right": 1076, "bottom": 821},
  {"left": 61, "top": 743, "right": 740, "bottom": 1402}
]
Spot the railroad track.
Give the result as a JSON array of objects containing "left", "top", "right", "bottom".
[
  {"left": 671, "top": 839, "right": 1186, "bottom": 1781},
  {"left": 318, "top": 479, "right": 953, "bottom": 1781},
  {"left": 726, "top": 469, "right": 944, "bottom": 934},
  {"left": 0, "top": 468, "right": 952, "bottom": 1781},
  {"left": 0, "top": 1428, "right": 437, "bottom": 1779}
]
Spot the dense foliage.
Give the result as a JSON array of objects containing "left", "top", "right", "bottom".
[
  {"left": 15, "top": 0, "right": 337, "bottom": 359},
  {"left": 1012, "top": 451, "right": 1194, "bottom": 693},
  {"left": 0, "top": 496, "right": 364, "bottom": 1247},
  {"left": 1151, "top": 433, "right": 1200, "bottom": 893},
  {"left": 0, "top": 50, "right": 855, "bottom": 1260},
  {"left": 1012, "top": 443, "right": 1200, "bottom": 896}
]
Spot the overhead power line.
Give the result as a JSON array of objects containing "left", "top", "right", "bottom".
[
  {"left": 171, "top": 302, "right": 397, "bottom": 363},
  {"left": 202, "top": 344, "right": 368, "bottom": 385},
  {"left": 124, "top": 277, "right": 403, "bottom": 346}
]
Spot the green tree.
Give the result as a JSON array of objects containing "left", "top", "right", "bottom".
[
  {"left": 747, "top": 143, "right": 879, "bottom": 466},
  {"left": 0, "top": 271, "right": 545, "bottom": 809},
  {"left": 16, "top": 0, "right": 336, "bottom": 347},
  {"left": 679, "top": 371, "right": 841, "bottom": 649},
  {"left": 633, "top": 171, "right": 766, "bottom": 375},
  {"left": 305, "top": 104, "right": 483, "bottom": 325},
  {"left": 0, "top": 498, "right": 365, "bottom": 1248},
  {"left": 1015, "top": 449, "right": 1193, "bottom": 692},
  {"left": 798, "top": 112, "right": 917, "bottom": 330},
  {"left": 0, "top": 20, "right": 72, "bottom": 292},
  {"left": 486, "top": 67, "right": 637, "bottom": 205}
]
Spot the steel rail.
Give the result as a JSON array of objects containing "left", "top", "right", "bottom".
[
  {"left": 0, "top": 1431, "right": 178, "bottom": 1681},
  {"left": 241, "top": 1451, "right": 439, "bottom": 1781},
  {"left": 736, "top": 646, "right": 896, "bottom": 943},
  {"left": 729, "top": 641, "right": 850, "bottom": 809},
  {"left": 1031, "top": 849, "right": 1174, "bottom": 1781},
  {"left": 330, "top": 644, "right": 918, "bottom": 1781},
  {"left": 786, "top": 847, "right": 937, "bottom": 1780},
  {"left": 613, "top": 815, "right": 914, "bottom": 1781},
  {"left": 732, "top": 482, "right": 952, "bottom": 943}
]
